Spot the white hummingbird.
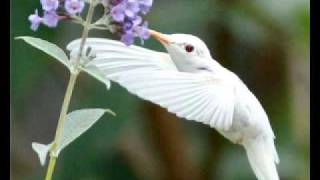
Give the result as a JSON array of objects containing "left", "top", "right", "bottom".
[{"left": 67, "top": 30, "right": 280, "bottom": 180}]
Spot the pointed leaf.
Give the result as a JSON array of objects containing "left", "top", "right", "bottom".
[
  {"left": 81, "top": 64, "right": 112, "bottom": 90},
  {"left": 31, "top": 142, "right": 53, "bottom": 166},
  {"left": 93, "top": 15, "right": 110, "bottom": 26},
  {"left": 56, "top": 108, "right": 115, "bottom": 155},
  {"left": 15, "top": 36, "right": 71, "bottom": 70}
]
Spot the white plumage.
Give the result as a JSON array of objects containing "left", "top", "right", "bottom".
[{"left": 67, "top": 31, "right": 280, "bottom": 180}]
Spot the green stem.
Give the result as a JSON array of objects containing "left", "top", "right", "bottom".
[
  {"left": 76, "top": 0, "right": 96, "bottom": 65},
  {"left": 53, "top": 73, "right": 78, "bottom": 150},
  {"left": 45, "top": 72, "right": 78, "bottom": 180},
  {"left": 45, "top": 155, "right": 57, "bottom": 180},
  {"left": 44, "top": 1, "right": 96, "bottom": 180}
]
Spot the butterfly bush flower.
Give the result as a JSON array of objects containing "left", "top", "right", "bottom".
[
  {"left": 28, "top": 0, "right": 153, "bottom": 46},
  {"left": 65, "top": 0, "right": 85, "bottom": 16},
  {"left": 134, "top": 22, "right": 150, "bottom": 41},
  {"left": 111, "top": 4, "right": 126, "bottom": 22},
  {"left": 110, "top": 0, "right": 153, "bottom": 45},
  {"left": 43, "top": 11, "right": 59, "bottom": 27},
  {"left": 110, "top": 0, "right": 123, "bottom": 5},
  {"left": 123, "top": 0, "right": 140, "bottom": 18},
  {"left": 139, "top": 0, "right": 153, "bottom": 14},
  {"left": 28, "top": 10, "right": 42, "bottom": 31},
  {"left": 28, "top": 0, "right": 85, "bottom": 30},
  {"left": 120, "top": 31, "right": 135, "bottom": 45},
  {"left": 40, "top": 0, "right": 59, "bottom": 11}
]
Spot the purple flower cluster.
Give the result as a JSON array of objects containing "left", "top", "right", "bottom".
[
  {"left": 28, "top": 0, "right": 153, "bottom": 46},
  {"left": 28, "top": 0, "right": 85, "bottom": 31},
  {"left": 110, "top": 0, "right": 153, "bottom": 45}
]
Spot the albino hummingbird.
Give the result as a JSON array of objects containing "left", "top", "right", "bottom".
[{"left": 67, "top": 30, "right": 280, "bottom": 180}]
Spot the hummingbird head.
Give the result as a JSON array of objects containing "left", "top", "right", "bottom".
[{"left": 149, "top": 30, "right": 216, "bottom": 73}]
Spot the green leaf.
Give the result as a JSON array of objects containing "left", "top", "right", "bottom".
[
  {"left": 81, "top": 64, "right": 112, "bottom": 90},
  {"left": 93, "top": 15, "right": 110, "bottom": 26},
  {"left": 55, "top": 108, "right": 115, "bottom": 155},
  {"left": 31, "top": 142, "right": 53, "bottom": 166},
  {"left": 15, "top": 36, "right": 71, "bottom": 71}
]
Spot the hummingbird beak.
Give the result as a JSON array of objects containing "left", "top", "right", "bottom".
[{"left": 149, "top": 29, "right": 171, "bottom": 46}]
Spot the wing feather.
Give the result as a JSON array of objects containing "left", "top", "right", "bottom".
[{"left": 67, "top": 38, "right": 235, "bottom": 130}]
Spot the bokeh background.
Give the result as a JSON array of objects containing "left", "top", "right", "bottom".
[{"left": 11, "top": 0, "right": 310, "bottom": 179}]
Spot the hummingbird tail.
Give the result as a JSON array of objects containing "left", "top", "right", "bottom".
[{"left": 242, "top": 136, "right": 279, "bottom": 180}]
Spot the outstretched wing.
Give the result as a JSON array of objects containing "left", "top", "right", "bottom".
[{"left": 67, "top": 38, "right": 235, "bottom": 130}]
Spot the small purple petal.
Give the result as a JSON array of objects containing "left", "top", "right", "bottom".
[
  {"left": 28, "top": 9, "right": 42, "bottom": 31},
  {"left": 123, "top": 20, "right": 133, "bottom": 32},
  {"left": 110, "top": 0, "right": 123, "bottom": 6},
  {"left": 139, "top": 0, "right": 153, "bottom": 14},
  {"left": 131, "top": 15, "right": 142, "bottom": 26},
  {"left": 64, "top": 0, "right": 85, "bottom": 15},
  {"left": 141, "top": 0, "right": 153, "bottom": 6},
  {"left": 126, "top": 0, "right": 140, "bottom": 13},
  {"left": 133, "top": 22, "right": 150, "bottom": 45},
  {"left": 139, "top": 5, "right": 150, "bottom": 14},
  {"left": 40, "top": 0, "right": 59, "bottom": 11},
  {"left": 124, "top": 9, "right": 135, "bottom": 18},
  {"left": 121, "top": 31, "right": 135, "bottom": 46},
  {"left": 43, "top": 11, "right": 59, "bottom": 28},
  {"left": 111, "top": 4, "right": 125, "bottom": 22},
  {"left": 124, "top": 0, "right": 140, "bottom": 17},
  {"left": 134, "top": 22, "right": 150, "bottom": 40}
]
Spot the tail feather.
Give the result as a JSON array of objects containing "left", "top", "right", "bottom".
[{"left": 243, "top": 137, "right": 279, "bottom": 180}]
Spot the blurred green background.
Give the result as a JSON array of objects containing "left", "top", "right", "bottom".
[{"left": 11, "top": 0, "right": 309, "bottom": 179}]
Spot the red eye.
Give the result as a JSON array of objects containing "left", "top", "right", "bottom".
[{"left": 185, "top": 45, "right": 194, "bottom": 53}]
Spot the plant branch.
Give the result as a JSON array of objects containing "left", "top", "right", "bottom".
[
  {"left": 75, "top": 1, "right": 96, "bottom": 66},
  {"left": 45, "top": 72, "right": 78, "bottom": 180},
  {"left": 44, "top": 1, "right": 96, "bottom": 180}
]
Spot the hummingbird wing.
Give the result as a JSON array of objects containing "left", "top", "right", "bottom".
[{"left": 67, "top": 38, "right": 235, "bottom": 131}]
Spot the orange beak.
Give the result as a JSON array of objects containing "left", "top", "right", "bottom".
[{"left": 149, "top": 29, "right": 171, "bottom": 45}]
